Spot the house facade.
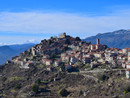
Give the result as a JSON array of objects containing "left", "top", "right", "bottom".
[{"left": 126, "top": 64, "right": 130, "bottom": 79}]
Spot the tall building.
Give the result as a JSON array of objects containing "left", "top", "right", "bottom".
[
  {"left": 90, "top": 38, "right": 107, "bottom": 51},
  {"left": 97, "top": 38, "right": 100, "bottom": 45}
]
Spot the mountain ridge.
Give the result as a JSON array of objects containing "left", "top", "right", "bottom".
[
  {"left": 83, "top": 29, "right": 130, "bottom": 49},
  {"left": 0, "top": 43, "right": 35, "bottom": 65}
]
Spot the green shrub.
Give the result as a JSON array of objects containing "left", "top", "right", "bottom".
[
  {"left": 14, "top": 83, "right": 21, "bottom": 89},
  {"left": 9, "top": 76, "right": 24, "bottom": 81},
  {"left": 1, "top": 77, "right": 7, "bottom": 82},
  {"left": 35, "top": 79, "right": 41, "bottom": 84},
  {"left": 97, "top": 74, "right": 109, "bottom": 81},
  {"left": 123, "top": 91, "right": 128, "bottom": 95},
  {"left": 58, "top": 88, "right": 69, "bottom": 97},
  {"left": 126, "top": 85, "right": 130, "bottom": 92},
  {"left": 83, "top": 64, "right": 90, "bottom": 69},
  {"left": 32, "top": 84, "right": 39, "bottom": 94},
  {"left": 60, "top": 63, "right": 65, "bottom": 72},
  {"left": 75, "top": 37, "right": 81, "bottom": 41},
  {"left": 62, "top": 46, "right": 69, "bottom": 52},
  {"left": 40, "top": 81, "right": 49, "bottom": 84},
  {"left": 79, "top": 90, "right": 83, "bottom": 96},
  {"left": 123, "top": 85, "right": 130, "bottom": 94}
]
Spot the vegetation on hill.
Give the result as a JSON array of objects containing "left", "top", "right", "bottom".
[{"left": 0, "top": 33, "right": 129, "bottom": 98}]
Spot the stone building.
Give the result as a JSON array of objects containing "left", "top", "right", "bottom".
[
  {"left": 90, "top": 39, "right": 107, "bottom": 51},
  {"left": 126, "top": 64, "right": 130, "bottom": 79},
  {"left": 59, "top": 33, "right": 66, "bottom": 38},
  {"left": 128, "top": 52, "right": 130, "bottom": 62},
  {"left": 126, "top": 52, "right": 130, "bottom": 79}
]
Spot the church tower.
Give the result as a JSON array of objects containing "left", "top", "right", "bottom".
[{"left": 97, "top": 38, "right": 100, "bottom": 45}]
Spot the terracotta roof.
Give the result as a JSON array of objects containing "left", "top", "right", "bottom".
[
  {"left": 82, "top": 57, "right": 91, "bottom": 59},
  {"left": 126, "top": 69, "right": 130, "bottom": 71},
  {"left": 124, "top": 48, "right": 130, "bottom": 49},
  {"left": 55, "top": 59, "right": 61, "bottom": 62},
  {"left": 46, "top": 59, "right": 52, "bottom": 61}
]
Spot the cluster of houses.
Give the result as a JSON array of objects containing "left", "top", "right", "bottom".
[
  {"left": 9, "top": 56, "right": 34, "bottom": 69},
  {"left": 6, "top": 33, "right": 130, "bottom": 78}
]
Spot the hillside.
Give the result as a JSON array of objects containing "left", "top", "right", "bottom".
[
  {"left": 0, "top": 33, "right": 130, "bottom": 98},
  {"left": 83, "top": 29, "right": 130, "bottom": 49},
  {"left": 0, "top": 43, "right": 34, "bottom": 65}
]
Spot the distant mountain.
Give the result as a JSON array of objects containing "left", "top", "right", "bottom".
[
  {"left": 83, "top": 29, "right": 130, "bottom": 49},
  {"left": 0, "top": 43, "right": 34, "bottom": 65}
]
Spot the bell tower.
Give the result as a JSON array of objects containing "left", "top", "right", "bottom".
[{"left": 97, "top": 38, "right": 100, "bottom": 45}]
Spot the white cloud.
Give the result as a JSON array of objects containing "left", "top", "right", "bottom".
[
  {"left": 0, "top": 9, "right": 130, "bottom": 38},
  {"left": 0, "top": 42, "right": 7, "bottom": 46},
  {"left": 0, "top": 35, "right": 45, "bottom": 45},
  {"left": 25, "top": 39, "right": 40, "bottom": 44},
  {"left": 0, "top": 43, "right": 2, "bottom": 46}
]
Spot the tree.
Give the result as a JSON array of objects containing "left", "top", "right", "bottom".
[
  {"left": 79, "top": 90, "right": 83, "bottom": 96},
  {"left": 1, "top": 77, "right": 7, "bottom": 82},
  {"left": 62, "top": 46, "right": 68, "bottom": 52},
  {"left": 14, "top": 83, "right": 21, "bottom": 89},
  {"left": 33, "top": 56, "right": 36, "bottom": 60},
  {"left": 75, "top": 37, "right": 81, "bottom": 41},
  {"left": 50, "top": 54, "right": 57, "bottom": 61},
  {"left": 60, "top": 63, "right": 65, "bottom": 72},
  {"left": 123, "top": 84, "right": 130, "bottom": 94},
  {"left": 58, "top": 88, "right": 69, "bottom": 97},
  {"left": 32, "top": 84, "right": 39, "bottom": 94},
  {"left": 65, "top": 39, "right": 71, "bottom": 45},
  {"left": 97, "top": 74, "right": 109, "bottom": 81},
  {"left": 48, "top": 40, "right": 52, "bottom": 45},
  {"left": 35, "top": 79, "right": 41, "bottom": 84}
]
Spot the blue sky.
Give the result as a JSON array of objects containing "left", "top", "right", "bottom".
[{"left": 0, "top": 0, "right": 130, "bottom": 45}]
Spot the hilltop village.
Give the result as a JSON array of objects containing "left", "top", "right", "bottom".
[
  {"left": 8, "top": 33, "right": 130, "bottom": 77},
  {"left": 1, "top": 33, "right": 130, "bottom": 98}
]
